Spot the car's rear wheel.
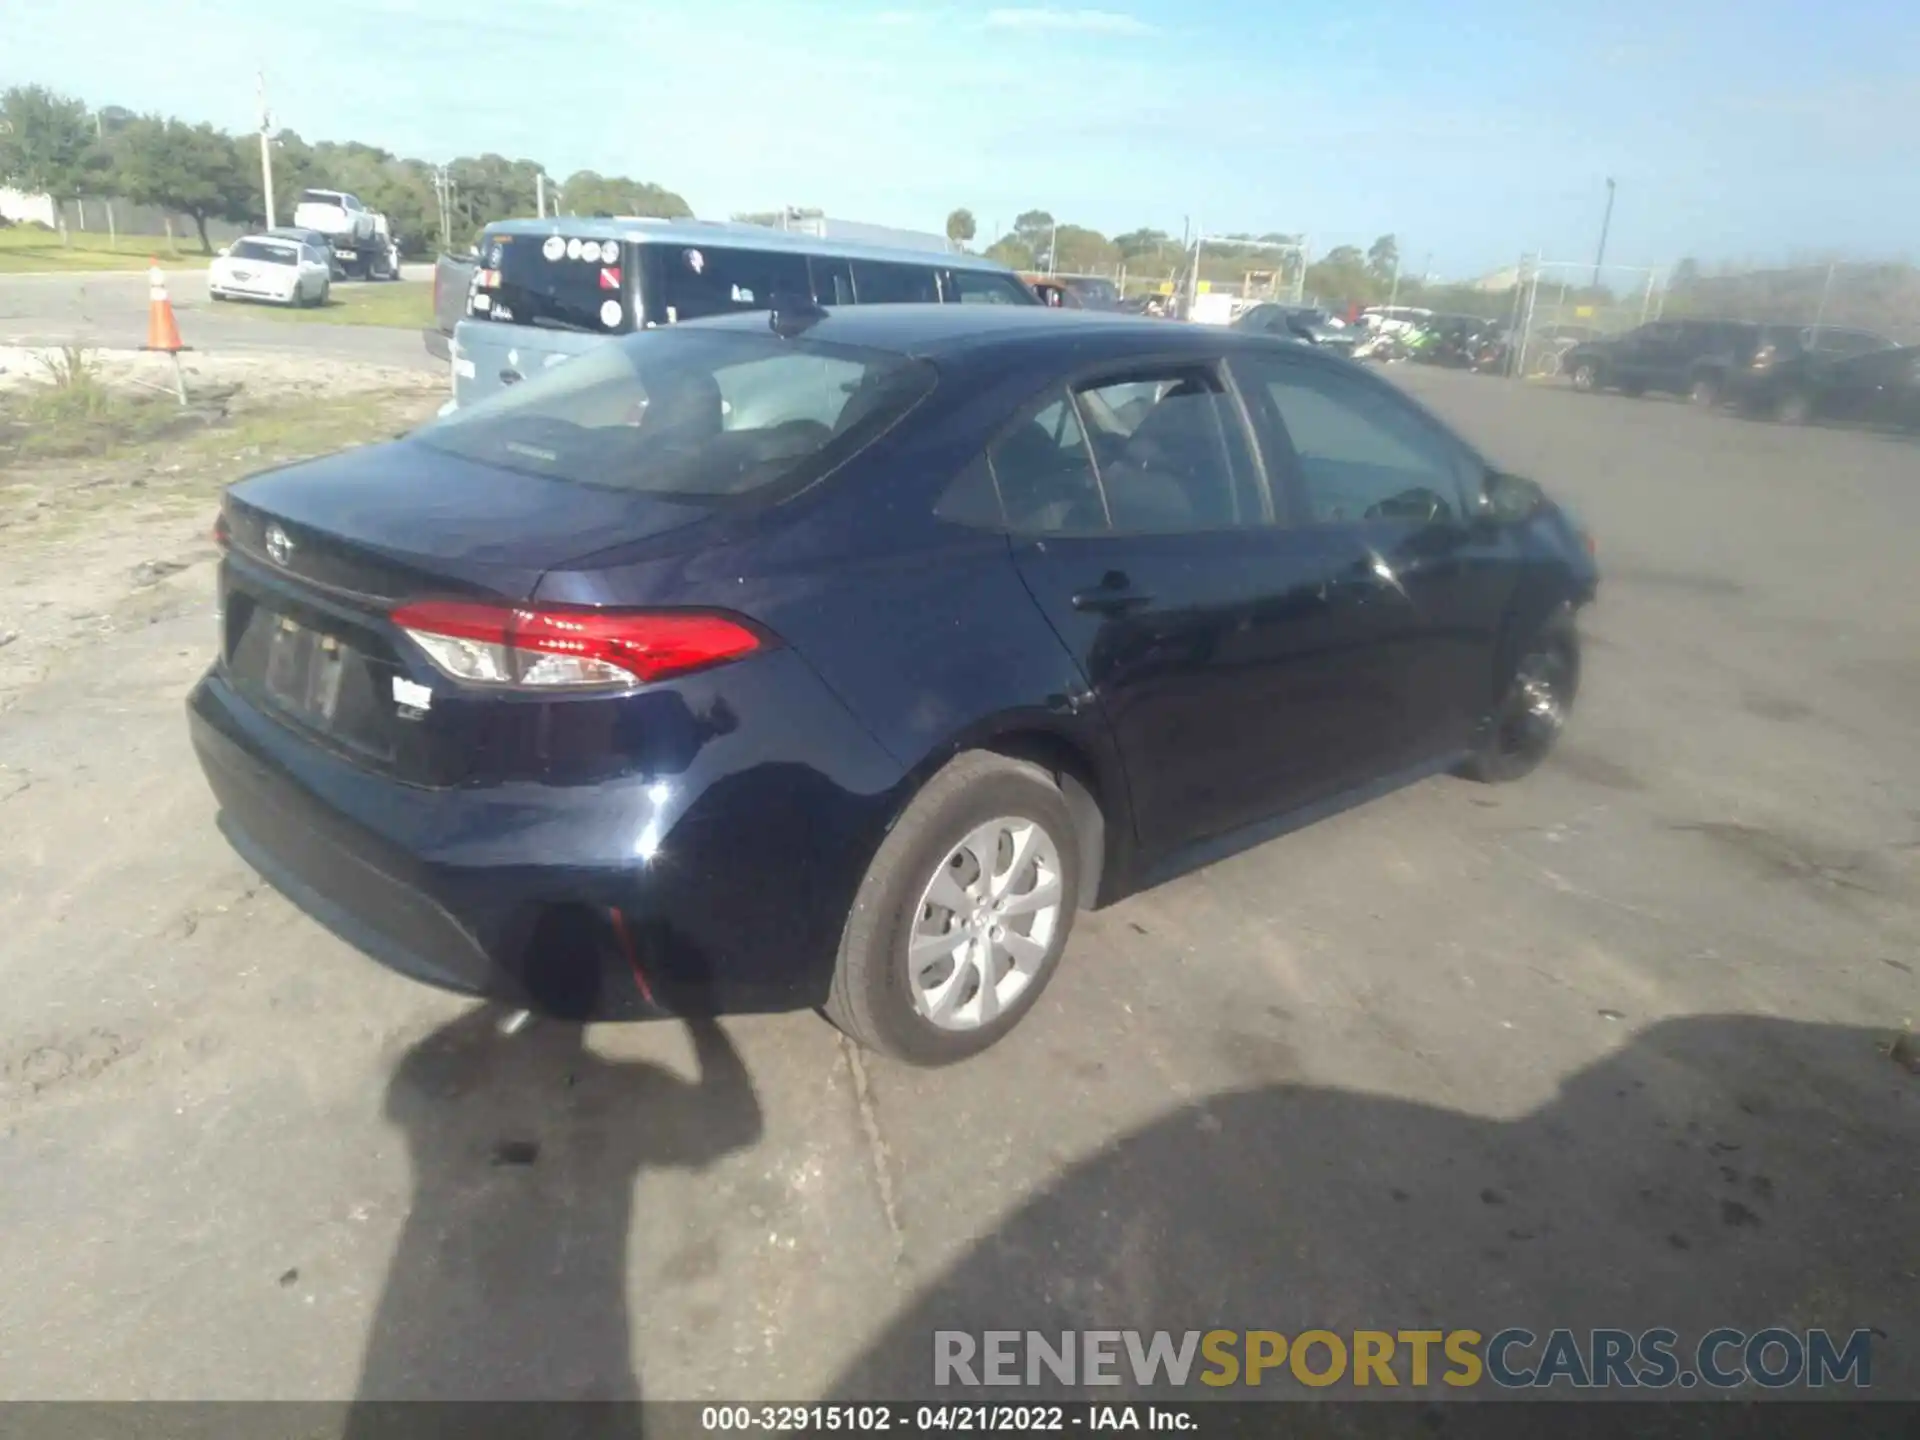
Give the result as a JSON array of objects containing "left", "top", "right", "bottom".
[
  {"left": 1570, "top": 361, "right": 1598, "bottom": 392},
  {"left": 1462, "top": 609, "right": 1580, "bottom": 784},
  {"left": 1690, "top": 374, "right": 1722, "bottom": 407},
  {"left": 825, "top": 752, "right": 1079, "bottom": 1065}
]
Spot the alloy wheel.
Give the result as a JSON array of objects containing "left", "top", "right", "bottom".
[
  {"left": 906, "top": 816, "right": 1064, "bottom": 1032},
  {"left": 1495, "top": 644, "right": 1571, "bottom": 763}
]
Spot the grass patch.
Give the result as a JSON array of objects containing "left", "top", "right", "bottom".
[
  {"left": 0, "top": 227, "right": 213, "bottom": 273},
  {"left": 223, "top": 281, "right": 433, "bottom": 330},
  {"left": 0, "top": 388, "right": 442, "bottom": 541},
  {"left": 0, "top": 362, "right": 195, "bottom": 468}
]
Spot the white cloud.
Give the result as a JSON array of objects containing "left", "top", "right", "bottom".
[{"left": 984, "top": 8, "right": 1158, "bottom": 37}]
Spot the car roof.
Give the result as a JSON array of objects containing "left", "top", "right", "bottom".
[
  {"left": 233, "top": 234, "right": 300, "bottom": 248},
  {"left": 480, "top": 215, "right": 1012, "bottom": 273},
  {"left": 680, "top": 302, "right": 1302, "bottom": 360}
]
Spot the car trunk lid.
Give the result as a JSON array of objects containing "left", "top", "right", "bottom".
[{"left": 217, "top": 440, "right": 713, "bottom": 784}]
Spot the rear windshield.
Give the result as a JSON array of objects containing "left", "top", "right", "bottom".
[
  {"left": 230, "top": 240, "right": 298, "bottom": 264},
  {"left": 471, "top": 232, "right": 635, "bottom": 335},
  {"left": 416, "top": 327, "right": 933, "bottom": 501}
]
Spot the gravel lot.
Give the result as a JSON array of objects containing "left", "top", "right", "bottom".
[{"left": 0, "top": 364, "right": 1914, "bottom": 1403}]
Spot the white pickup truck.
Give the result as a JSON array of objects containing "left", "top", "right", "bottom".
[{"left": 291, "top": 188, "right": 401, "bottom": 280}]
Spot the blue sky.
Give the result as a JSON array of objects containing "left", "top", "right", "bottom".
[{"left": 4, "top": 0, "right": 1914, "bottom": 277}]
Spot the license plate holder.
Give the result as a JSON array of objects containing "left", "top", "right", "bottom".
[{"left": 264, "top": 615, "right": 347, "bottom": 727}]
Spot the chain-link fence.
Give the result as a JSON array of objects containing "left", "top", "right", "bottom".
[
  {"left": 1512, "top": 260, "right": 1663, "bottom": 379},
  {"left": 1661, "top": 261, "right": 1920, "bottom": 344}
]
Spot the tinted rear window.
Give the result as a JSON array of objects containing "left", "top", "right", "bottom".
[
  {"left": 650, "top": 244, "right": 812, "bottom": 322},
  {"left": 416, "top": 328, "right": 933, "bottom": 500},
  {"left": 472, "top": 232, "right": 634, "bottom": 334}
]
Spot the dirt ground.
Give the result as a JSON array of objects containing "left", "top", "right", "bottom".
[
  {"left": 0, "top": 361, "right": 1915, "bottom": 1405},
  {"left": 0, "top": 351, "right": 440, "bottom": 710}
]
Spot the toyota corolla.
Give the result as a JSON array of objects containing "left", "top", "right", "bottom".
[{"left": 188, "top": 305, "right": 1596, "bottom": 1064}]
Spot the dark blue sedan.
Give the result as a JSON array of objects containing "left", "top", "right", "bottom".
[{"left": 189, "top": 304, "right": 1597, "bottom": 1064}]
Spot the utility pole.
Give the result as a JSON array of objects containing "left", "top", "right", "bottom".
[
  {"left": 535, "top": 172, "right": 547, "bottom": 220},
  {"left": 256, "top": 72, "right": 277, "bottom": 229},
  {"left": 1591, "top": 176, "right": 1616, "bottom": 288},
  {"left": 1386, "top": 252, "right": 1402, "bottom": 311},
  {"left": 1047, "top": 219, "right": 1059, "bottom": 275},
  {"left": 1812, "top": 259, "right": 1837, "bottom": 329}
]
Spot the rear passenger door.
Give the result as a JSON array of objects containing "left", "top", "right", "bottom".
[
  {"left": 1233, "top": 349, "right": 1517, "bottom": 769},
  {"left": 997, "top": 364, "right": 1368, "bottom": 856}
]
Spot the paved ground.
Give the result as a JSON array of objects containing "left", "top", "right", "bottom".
[
  {"left": 0, "top": 266, "right": 439, "bottom": 374},
  {"left": 0, "top": 368, "right": 1915, "bottom": 1402}
]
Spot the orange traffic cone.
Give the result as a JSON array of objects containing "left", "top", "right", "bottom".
[{"left": 142, "top": 259, "right": 187, "bottom": 353}]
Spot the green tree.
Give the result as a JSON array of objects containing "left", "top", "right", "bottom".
[
  {"left": 113, "top": 116, "right": 252, "bottom": 253},
  {"left": 1049, "top": 223, "right": 1118, "bottom": 274},
  {"left": 1366, "top": 234, "right": 1399, "bottom": 283},
  {"left": 985, "top": 234, "right": 1036, "bottom": 270},
  {"left": 0, "top": 85, "right": 102, "bottom": 245},
  {"left": 1012, "top": 209, "right": 1055, "bottom": 249},
  {"left": 557, "top": 170, "right": 691, "bottom": 220},
  {"left": 1305, "top": 245, "right": 1379, "bottom": 306},
  {"left": 945, "top": 207, "right": 976, "bottom": 249}
]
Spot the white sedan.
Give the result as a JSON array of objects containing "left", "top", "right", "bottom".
[{"left": 208, "top": 236, "right": 333, "bottom": 307}]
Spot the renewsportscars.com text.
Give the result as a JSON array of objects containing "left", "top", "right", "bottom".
[{"left": 934, "top": 1327, "right": 1873, "bottom": 1390}]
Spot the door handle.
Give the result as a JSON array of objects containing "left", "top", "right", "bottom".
[
  {"left": 1071, "top": 573, "right": 1155, "bottom": 615},
  {"left": 499, "top": 369, "right": 523, "bottom": 386}
]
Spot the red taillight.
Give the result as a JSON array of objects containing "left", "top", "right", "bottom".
[
  {"left": 212, "top": 512, "right": 230, "bottom": 551},
  {"left": 390, "top": 599, "right": 763, "bottom": 690}
]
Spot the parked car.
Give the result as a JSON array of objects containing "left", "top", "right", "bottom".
[
  {"left": 1722, "top": 325, "right": 1896, "bottom": 418},
  {"left": 1760, "top": 343, "right": 1920, "bottom": 428},
  {"left": 434, "top": 218, "right": 1037, "bottom": 404},
  {"left": 264, "top": 226, "right": 345, "bottom": 280},
  {"left": 189, "top": 305, "right": 1598, "bottom": 1064},
  {"left": 1561, "top": 319, "right": 1780, "bottom": 404},
  {"left": 1233, "top": 304, "right": 1357, "bottom": 354},
  {"left": 208, "top": 235, "right": 333, "bottom": 307},
  {"left": 1024, "top": 276, "right": 1085, "bottom": 308}
]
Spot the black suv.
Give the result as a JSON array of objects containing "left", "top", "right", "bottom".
[
  {"left": 1561, "top": 320, "right": 1768, "bottom": 404},
  {"left": 1722, "top": 325, "right": 1895, "bottom": 419},
  {"left": 1562, "top": 320, "right": 1897, "bottom": 409}
]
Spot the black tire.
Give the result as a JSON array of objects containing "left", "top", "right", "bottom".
[
  {"left": 318, "top": 282, "right": 332, "bottom": 307},
  {"left": 1461, "top": 606, "right": 1581, "bottom": 784},
  {"left": 1621, "top": 379, "right": 1646, "bottom": 397},
  {"left": 209, "top": 290, "right": 228, "bottom": 303},
  {"left": 1569, "top": 361, "right": 1598, "bottom": 392},
  {"left": 825, "top": 752, "right": 1080, "bottom": 1066},
  {"left": 1775, "top": 390, "right": 1813, "bottom": 425},
  {"left": 1689, "top": 373, "right": 1722, "bottom": 408}
]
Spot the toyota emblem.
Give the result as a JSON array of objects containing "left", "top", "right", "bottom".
[{"left": 265, "top": 524, "right": 294, "bottom": 567}]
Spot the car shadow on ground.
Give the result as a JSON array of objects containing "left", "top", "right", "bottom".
[
  {"left": 345, "top": 1005, "right": 761, "bottom": 1419},
  {"left": 829, "top": 1014, "right": 1919, "bottom": 1403}
]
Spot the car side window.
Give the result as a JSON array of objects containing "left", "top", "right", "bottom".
[
  {"left": 942, "top": 269, "right": 1032, "bottom": 305},
  {"left": 1247, "top": 357, "right": 1472, "bottom": 526},
  {"left": 657, "top": 246, "right": 812, "bottom": 321},
  {"left": 850, "top": 260, "right": 940, "bottom": 304},
  {"left": 1072, "top": 370, "right": 1262, "bottom": 532},
  {"left": 987, "top": 386, "right": 1109, "bottom": 534}
]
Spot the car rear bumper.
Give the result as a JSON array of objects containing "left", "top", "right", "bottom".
[
  {"left": 422, "top": 328, "right": 451, "bottom": 362},
  {"left": 186, "top": 650, "right": 904, "bottom": 1020}
]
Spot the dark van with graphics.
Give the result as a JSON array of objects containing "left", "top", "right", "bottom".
[{"left": 447, "top": 218, "right": 1037, "bottom": 406}]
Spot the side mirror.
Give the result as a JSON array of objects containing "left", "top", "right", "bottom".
[{"left": 1480, "top": 469, "right": 1545, "bottom": 524}]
